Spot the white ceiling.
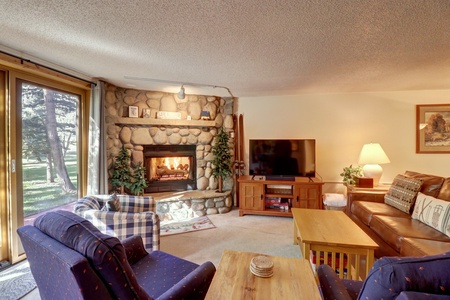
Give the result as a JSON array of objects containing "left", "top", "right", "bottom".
[{"left": 0, "top": 0, "right": 449, "bottom": 97}]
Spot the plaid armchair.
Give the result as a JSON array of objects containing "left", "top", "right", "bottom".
[{"left": 73, "top": 194, "right": 160, "bottom": 251}]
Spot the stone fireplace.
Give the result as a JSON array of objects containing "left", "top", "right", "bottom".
[
  {"left": 103, "top": 83, "right": 236, "bottom": 217},
  {"left": 144, "top": 145, "right": 197, "bottom": 193}
]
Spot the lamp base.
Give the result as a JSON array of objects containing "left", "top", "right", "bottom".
[{"left": 362, "top": 164, "right": 383, "bottom": 186}]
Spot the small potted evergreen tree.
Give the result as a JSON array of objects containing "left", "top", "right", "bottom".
[
  {"left": 111, "top": 145, "right": 132, "bottom": 194},
  {"left": 211, "top": 128, "right": 233, "bottom": 193},
  {"left": 130, "top": 162, "right": 148, "bottom": 196}
]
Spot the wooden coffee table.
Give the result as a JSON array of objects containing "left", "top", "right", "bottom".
[
  {"left": 205, "top": 249, "right": 321, "bottom": 299},
  {"left": 292, "top": 208, "right": 378, "bottom": 280}
]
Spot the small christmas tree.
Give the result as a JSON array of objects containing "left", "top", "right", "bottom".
[
  {"left": 110, "top": 145, "right": 132, "bottom": 194},
  {"left": 130, "top": 162, "right": 148, "bottom": 196},
  {"left": 211, "top": 128, "right": 233, "bottom": 192}
]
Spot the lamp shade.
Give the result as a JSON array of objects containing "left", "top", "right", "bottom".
[{"left": 358, "top": 143, "right": 390, "bottom": 165}]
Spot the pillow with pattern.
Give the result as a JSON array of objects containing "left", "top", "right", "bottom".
[
  {"left": 384, "top": 174, "right": 423, "bottom": 213},
  {"left": 412, "top": 192, "right": 450, "bottom": 237},
  {"left": 103, "top": 193, "right": 121, "bottom": 212}
]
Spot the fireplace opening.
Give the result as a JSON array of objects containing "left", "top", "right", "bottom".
[{"left": 144, "top": 145, "right": 197, "bottom": 193}]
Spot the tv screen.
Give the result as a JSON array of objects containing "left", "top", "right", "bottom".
[{"left": 249, "top": 139, "right": 316, "bottom": 178}]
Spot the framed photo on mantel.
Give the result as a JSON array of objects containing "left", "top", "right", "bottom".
[{"left": 416, "top": 104, "right": 450, "bottom": 153}]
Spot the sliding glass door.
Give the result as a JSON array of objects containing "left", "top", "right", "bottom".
[{"left": 9, "top": 72, "right": 86, "bottom": 263}]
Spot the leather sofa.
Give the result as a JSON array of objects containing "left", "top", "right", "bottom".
[{"left": 347, "top": 171, "right": 450, "bottom": 258}]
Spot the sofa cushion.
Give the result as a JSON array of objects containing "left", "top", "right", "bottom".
[
  {"left": 384, "top": 174, "right": 423, "bottom": 213},
  {"left": 103, "top": 193, "right": 121, "bottom": 211},
  {"left": 400, "top": 237, "right": 450, "bottom": 257},
  {"left": 34, "top": 210, "right": 151, "bottom": 300},
  {"left": 358, "top": 252, "right": 450, "bottom": 300},
  {"left": 438, "top": 178, "right": 450, "bottom": 202},
  {"left": 351, "top": 201, "right": 409, "bottom": 226},
  {"left": 369, "top": 215, "right": 450, "bottom": 253},
  {"left": 405, "top": 170, "right": 445, "bottom": 198},
  {"left": 412, "top": 192, "right": 450, "bottom": 237}
]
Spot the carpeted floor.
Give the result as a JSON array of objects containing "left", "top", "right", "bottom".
[
  {"left": 19, "top": 207, "right": 301, "bottom": 299},
  {"left": 0, "top": 260, "right": 36, "bottom": 300}
]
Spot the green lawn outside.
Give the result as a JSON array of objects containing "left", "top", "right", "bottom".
[{"left": 23, "top": 155, "right": 78, "bottom": 217}]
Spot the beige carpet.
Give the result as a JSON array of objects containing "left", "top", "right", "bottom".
[{"left": 160, "top": 207, "right": 302, "bottom": 267}]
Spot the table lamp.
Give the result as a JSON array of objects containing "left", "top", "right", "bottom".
[{"left": 358, "top": 143, "right": 390, "bottom": 186}]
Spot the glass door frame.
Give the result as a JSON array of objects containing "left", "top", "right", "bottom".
[{"left": 7, "top": 69, "right": 90, "bottom": 263}]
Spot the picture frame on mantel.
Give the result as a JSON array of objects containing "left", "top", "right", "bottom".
[{"left": 416, "top": 104, "right": 450, "bottom": 153}]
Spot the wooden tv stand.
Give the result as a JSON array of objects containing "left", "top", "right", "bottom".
[{"left": 238, "top": 176, "right": 323, "bottom": 217}]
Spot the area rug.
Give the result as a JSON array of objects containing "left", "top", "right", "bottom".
[
  {"left": 0, "top": 260, "right": 36, "bottom": 300},
  {"left": 160, "top": 215, "right": 215, "bottom": 236}
]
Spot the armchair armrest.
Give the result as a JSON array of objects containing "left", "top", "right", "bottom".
[
  {"left": 346, "top": 191, "right": 386, "bottom": 215},
  {"left": 122, "top": 235, "right": 149, "bottom": 265},
  {"left": 80, "top": 209, "right": 160, "bottom": 251},
  {"left": 157, "top": 261, "right": 216, "bottom": 300},
  {"left": 317, "top": 264, "right": 353, "bottom": 300}
]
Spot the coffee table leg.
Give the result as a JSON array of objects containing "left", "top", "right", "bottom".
[
  {"left": 366, "top": 249, "right": 374, "bottom": 277},
  {"left": 293, "top": 221, "right": 298, "bottom": 245}
]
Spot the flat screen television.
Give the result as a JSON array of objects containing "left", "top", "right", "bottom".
[{"left": 249, "top": 139, "right": 316, "bottom": 179}]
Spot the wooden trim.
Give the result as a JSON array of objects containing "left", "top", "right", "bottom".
[{"left": 0, "top": 52, "right": 92, "bottom": 90}]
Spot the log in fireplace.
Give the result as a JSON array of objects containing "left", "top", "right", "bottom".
[{"left": 143, "top": 145, "right": 197, "bottom": 193}]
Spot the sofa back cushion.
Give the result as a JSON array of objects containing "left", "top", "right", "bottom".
[
  {"left": 438, "top": 178, "right": 450, "bottom": 202},
  {"left": 34, "top": 210, "right": 151, "bottom": 300},
  {"left": 405, "top": 171, "right": 445, "bottom": 198},
  {"left": 412, "top": 192, "right": 450, "bottom": 237},
  {"left": 384, "top": 174, "right": 423, "bottom": 213},
  {"left": 358, "top": 252, "right": 450, "bottom": 300}
]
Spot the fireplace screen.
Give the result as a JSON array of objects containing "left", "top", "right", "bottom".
[{"left": 144, "top": 145, "right": 196, "bottom": 193}]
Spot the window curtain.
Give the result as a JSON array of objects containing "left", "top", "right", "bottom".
[{"left": 87, "top": 81, "right": 108, "bottom": 194}]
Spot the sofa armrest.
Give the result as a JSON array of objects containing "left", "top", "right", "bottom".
[
  {"left": 317, "top": 264, "right": 353, "bottom": 300},
  {"left": 157, "top": 261, "right": 216, "bottom": 300},
  {"left": 79, "top": 209, "right": 160, "bottom": 251},
  {"left": 121, "top": 235, "right": 149, "bottom": 265},
  {"left": 346, "top": 191, "right": 386, "bottom": 215}
]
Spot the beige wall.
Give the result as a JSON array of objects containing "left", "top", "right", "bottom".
[{"left": 237, "top": 90, "right": 450, "bottom": 193}]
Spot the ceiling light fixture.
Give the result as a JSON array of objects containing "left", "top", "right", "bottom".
[
  {"left": 124, "top": 76, "right": 235, "bottom": 98},
  {"left": 178, "top": 85, "right": 185, "bottom": 99}
]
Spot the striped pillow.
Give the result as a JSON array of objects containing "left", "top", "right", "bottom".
[{"left": 384, "top": 174, "right": 423, "bottom": 213}]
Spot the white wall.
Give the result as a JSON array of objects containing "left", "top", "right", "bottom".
[{"left": 237, "top": 90, "right": 450, "bottom": 193}]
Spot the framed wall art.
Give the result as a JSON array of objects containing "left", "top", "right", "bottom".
[
  {"left": 416, "top": 104, "right": 450, "bottom": 153},
  {"left": 129, "top": 106, "right": 138, "bottom": 118}
]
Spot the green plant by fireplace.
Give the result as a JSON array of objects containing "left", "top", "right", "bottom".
[
  {"left": 211, "top": 128, "right": 233, "bottom": 193},
  {"left": 111, "top": 145, "right": 148, "bottom": 195}
]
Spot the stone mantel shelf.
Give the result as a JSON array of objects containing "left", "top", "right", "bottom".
[{"left": 115, "top": 117, "right": 217, "bottom": 127}]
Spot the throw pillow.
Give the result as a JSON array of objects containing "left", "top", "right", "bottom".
[
  {"left": 384, "top": 174, "right": 423, "bottom": 213},
  {"left": 412, "top": 192, "right": 450, "bottom": 237},
  {"left": 103, "top": 193, "right": 121, "bottom": 211}
]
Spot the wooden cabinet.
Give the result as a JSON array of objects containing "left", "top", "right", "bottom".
[{"left": 238, "top": 176, "right": 323, "bottom": 217}]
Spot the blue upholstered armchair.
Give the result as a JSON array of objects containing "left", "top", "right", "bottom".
[
  {"left": 318, "top": 252, "right": 450, "bottom": 300},
  {"left": 17, "top": 210, "right": 216, "bottom": 300},
  {"left": 73, "top": 194, "right": 160, "bottom": 251}
]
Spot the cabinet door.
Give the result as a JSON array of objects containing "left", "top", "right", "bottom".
[
  {"left": 293, "top": 185, "right": 321, "bottom": 209},
  {"left": 239, "top": 183, "right": 264, "bottom": 210}
]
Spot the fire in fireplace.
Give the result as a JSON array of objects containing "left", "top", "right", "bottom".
[{"left": 143, "top": 145, "right": 197, "bottom": 193}]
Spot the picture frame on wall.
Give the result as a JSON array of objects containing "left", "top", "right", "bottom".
[
  {"left": 142, "top": 108, "right": 151, "bottom": 118},
  {"left": 129, "top": 106, "right": 138, "bottom": 118},
  {"left": 416, "top": 104, "right": 450, "bottom": 153}
]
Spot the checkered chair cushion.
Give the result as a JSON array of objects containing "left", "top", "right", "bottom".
[{"left": 73, "top": 195, "right": 160, "bottom": 251}]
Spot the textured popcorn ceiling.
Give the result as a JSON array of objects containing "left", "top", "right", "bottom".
[{"left": 0, "top": 0, "right": 449, "bottom": 97}]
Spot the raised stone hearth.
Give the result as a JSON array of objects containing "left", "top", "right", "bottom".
[{"left": 152, "top": 190, "right": 233, "bottom": 222}]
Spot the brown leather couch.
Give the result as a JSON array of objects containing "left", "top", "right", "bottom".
[{"left": 347, "top": 171, "right": 450, "bottom": 258}]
